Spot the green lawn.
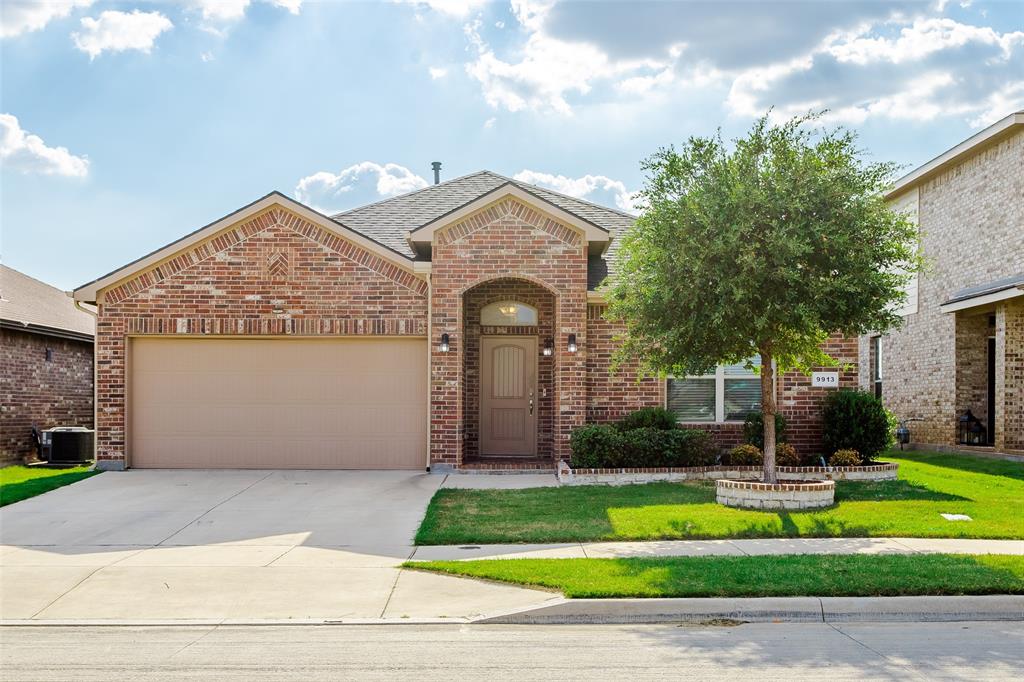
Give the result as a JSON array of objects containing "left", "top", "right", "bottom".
[
  {"left": 416, "top": 452, "right": 1024, "bottom": 544},
  {"left": 408, "top": 554, "right": 1024, "bottom": 598},
  {"left": 0, "top": 465, "right": 99, "bottom": 507}
]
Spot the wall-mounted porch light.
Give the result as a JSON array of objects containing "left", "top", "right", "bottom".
[
  {"left": 439, "top": 333, "right": 450, "bottom": 353},
  {"left": 542, "top": 338, "right": 553, "bottom": 356},
  {"left": 567, "top": 333, "right": 578, "bottom": 354}
]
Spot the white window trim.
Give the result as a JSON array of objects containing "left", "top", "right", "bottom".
[{"left": 665, "top": 362, "right": 774, "bottom": 424}]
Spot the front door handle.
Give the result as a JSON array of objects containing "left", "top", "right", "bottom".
[{"left": 529, "top": 398, "right": 534, "bottom": 415}]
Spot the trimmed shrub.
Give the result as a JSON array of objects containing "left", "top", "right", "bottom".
[
  {"left": 617, "top": 407, "right": 678, "bottom": 432},
  {"left": 664, "top": 428, "right": 718, "bottom": 467},
  {"left": 821, "top": 390, "right": 890, "bottom": 461},
  {"left": 620, "top": 427, "right": 671, "bottom": 467},
  {"left": 728, "top": 443, "right": 763, "bottom": 466},
  {"left": 775, "top": 442, "right": 800, "bottom": 467},
  {"left": 742, "top": 412, "right": 788, "bottom": 450},
  {"left": 570, "top": 424, "right": 624, "bottom": 469},
  {"left": 830, "top": 449, "right": 861, "bottom": 467}
]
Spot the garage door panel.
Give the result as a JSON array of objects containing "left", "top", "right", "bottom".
[{"left": 129, "top": 338, "right": 427, "bottom": 469}]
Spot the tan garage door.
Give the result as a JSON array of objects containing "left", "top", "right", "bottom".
[{"left": 129, "top": 337, "right": 427, "bottom": 469}]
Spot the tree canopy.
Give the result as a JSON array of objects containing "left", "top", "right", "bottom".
[{"left": 606, "top": 113, "right": 921, "bottom": 482}]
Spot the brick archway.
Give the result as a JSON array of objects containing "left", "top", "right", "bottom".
[{"left": 462, "top": 278, "right": 558, "bottom": 463}]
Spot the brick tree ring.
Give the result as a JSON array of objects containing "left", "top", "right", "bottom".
[{"left": 715, "top": 479, "right": 835, "bottom": 510}]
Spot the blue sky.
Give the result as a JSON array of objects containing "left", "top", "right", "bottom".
[{"left": 2, "top": 0, "right": 1022, "bottom": 290}]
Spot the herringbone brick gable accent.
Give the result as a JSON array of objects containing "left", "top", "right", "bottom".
[
  {"left": 104, "top": 207, "right": 426, "bottom": 304},
  {"left": 436, "top": 197, "right": 583, "bottom": 247}
]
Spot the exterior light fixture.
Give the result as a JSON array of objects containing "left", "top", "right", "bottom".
[
  {"left": 542, "top": 338, "right": 553, "bottom": 356},
  {"left": 439, "top": 333, "right": 450, "bottom": 353},
  {"left": 567, "top": 333, "right": 578, "bottom": 353}
]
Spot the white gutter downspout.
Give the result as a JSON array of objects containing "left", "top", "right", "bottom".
[
  {"left": 72, "top": 296, "right": 99, "bottom": 467},
  {"left": 425, "top": 274, "right": 432, "bottom": 472}
]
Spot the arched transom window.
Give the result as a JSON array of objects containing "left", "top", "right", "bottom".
[{"left": 481, "top": 301, "right": 538, "bottom": 326}]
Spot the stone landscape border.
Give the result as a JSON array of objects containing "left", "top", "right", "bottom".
[
  {"left": 557, "top": 460, "right": 898, "bottom": 486},
  {"left": 716, "top": 478, "right": 836, "bottom": 510}
]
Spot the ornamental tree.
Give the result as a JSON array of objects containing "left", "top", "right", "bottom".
[{"left": 606, "top": 114, "right": 920, "bottom": 484}]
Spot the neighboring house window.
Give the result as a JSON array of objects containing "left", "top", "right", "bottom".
[
  {"left": 481, "top": 301, "right": 538, "bottom": 326},
  {"left": 667, "top": 358, "right": 763, "bottom": 423},
  {"left": 872, "top": 336, "right": 883, "bottom": 399},
  {"left": 45, "top": 348, "right": 54, "bottom": 362}
]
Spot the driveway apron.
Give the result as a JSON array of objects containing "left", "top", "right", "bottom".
[{"left": 0, "top": 470, "right": 556, "bottom": 621}]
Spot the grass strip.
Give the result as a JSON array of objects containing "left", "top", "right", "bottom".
[
  {"left": 415, "top": 452, "right": 1024, "bottom": 544},
  {"left": 407, "top": 553, "right": 1024, "bottom": 599},
  {"left": 0, "top": 465, "right": 99, "bottom": 507}
]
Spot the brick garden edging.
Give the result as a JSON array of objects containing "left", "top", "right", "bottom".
[
  {"left": 556, "top": 460, "right": 897, "bottom": 486},
  {"left": 716, "top": 479, "right": 835, "bottom": 510}
]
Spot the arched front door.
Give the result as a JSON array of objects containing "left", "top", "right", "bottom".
[{"left": 480, "top": 336, "right": 538, "bottom": 456}]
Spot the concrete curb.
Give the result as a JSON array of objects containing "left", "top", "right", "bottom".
[
  {"left": 473, "top": 595, "right": 1024, "bottom": 625},
  {"left": 5, "top": 596, "right": 1020, "bottom": 627}
]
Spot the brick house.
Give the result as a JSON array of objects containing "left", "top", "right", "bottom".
[
  {"left": 73, "top": 171, "right": 855, "bottom": 471},
  {"left": 859, "top": 111, "right": 1024, "bottom": 456},
  {"left": 1, "top": 265, "right": 95, "bottom": 463}
]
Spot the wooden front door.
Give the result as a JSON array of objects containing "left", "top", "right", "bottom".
[{"left": 480, "top": 336, "right": 537, "bottom": 456}]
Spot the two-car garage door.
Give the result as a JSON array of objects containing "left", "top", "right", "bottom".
[{"left": 129, "top": 338, "right": 427, "bottom": 469}]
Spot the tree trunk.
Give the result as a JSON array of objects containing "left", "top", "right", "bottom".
[{"left": 760, "top": 350, "right": 777, "bottom": 484}]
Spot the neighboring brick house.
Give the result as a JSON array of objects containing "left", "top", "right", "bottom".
[
  {"left": 1, "top": 265, "right": 95, "bottom": 462},
  {"left": 73, "top": 171, "right": 854, "bottom": 471},
  {"left": 858, "top": 111, "right": 1024, "bottom": 456}
]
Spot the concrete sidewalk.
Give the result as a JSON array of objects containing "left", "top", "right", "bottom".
[{"left": 410, "top": 537, "right": 1024, "bottom": 561}]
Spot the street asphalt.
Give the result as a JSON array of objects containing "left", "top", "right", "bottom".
[{"left": 2, "top": 621, "right": 1021, "bottom": 680}]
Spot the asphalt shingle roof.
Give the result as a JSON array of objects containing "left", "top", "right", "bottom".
[
  {"left": 1, "top": 265, "right": 95, "bottom": 338},
  {"left": 331, "top": 170, "right": 635, "bottom": 289}
]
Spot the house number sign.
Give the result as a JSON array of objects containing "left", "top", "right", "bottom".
[{"left": 812, "top": 372, "right": 839, "bottom": 388}]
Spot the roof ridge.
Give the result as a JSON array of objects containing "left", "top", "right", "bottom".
[
  {"left": 331, "top": 170, "right": 496, "bottom": 218},
  {"left": 486, "top": 170, "right": 640, "bottom": 220}
]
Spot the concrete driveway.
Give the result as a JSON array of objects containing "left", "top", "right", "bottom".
[{"left": 0, "top": 470, "right": 556, "bottom": 622}]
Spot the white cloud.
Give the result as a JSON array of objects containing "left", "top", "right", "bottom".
[
  {"left": 826, "top": 18, "right": 1024, "bottom": 65},
  {"left": 0, "top": 0, "right": 92, "bottom": 39},
  {"left": 72, "top": 10, "right": 172, "bottom": 59},
  {"left": 0, "top": 113, "right": 89, "bottom": 177},
  {"left": 513, "top": 170, "right": 639, "bottom": 213},
  {"left": 428, "top": 66, "right": 448, "bottom": 79},
  {"left": 295, "top": 162, "right": 429, "bottom": 213},
  {"left": 191, "top": 0, "right": 301, "bottom": 30},
  {"left": 270, "top": 0, "right": 302, "bottom": 14},
  {"left": 394, "top": 0, "right": 488, "bottom": 18},
  {"left": 193, "top": 0, "right": 251, "bottom": 22},
  {"left": 726, "top": 16, "right": 1024, "bottom": 129},
  {"left": 483, "top": 116, "right": 496, "bottom": 129},
  {"left": 463, "top": 4, "right": 665, "bottom": 116}
]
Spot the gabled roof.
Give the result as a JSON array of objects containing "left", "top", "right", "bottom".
[
  {"left": 73, "top": 192, "right": 421, "bottom": 303},
  {"left": 333, "top": 170, "right": 636, "bottom": 258},
  {"left": 887, "top": 110, "right": 1024, "bottom": 200},
  {"left": 73, "top": 171, "right": 637, "bottom": 302},
  {"left": 1, "top": 265, "right": 94, "bottom": 341}
]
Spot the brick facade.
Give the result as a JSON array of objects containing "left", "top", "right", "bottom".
[
  {"left": 94, "top": 206, "right": 428, "bottom": 469},
  {"left": 430, "top": 197, "right": 588, "bottom": 465},
  {"left": 585, "top": 303, "right": 664, "bottom": 424},
  {"left": 858, "top": 127, "right": 1024, "bottom": 454},
  {"left": 1, "top": 328, "right": 93, "bottom": 461},
  {"left": 89, "top": 190, "right": 868, "bottom": 470}
]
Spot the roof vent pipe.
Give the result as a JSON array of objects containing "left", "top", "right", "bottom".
[{"left": 431, "top": 161, "right": 442, "bottom": 185}]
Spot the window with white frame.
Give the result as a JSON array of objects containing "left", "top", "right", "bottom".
[{"left": 667, "top": 358, "right": 764, "bottom": 422}]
